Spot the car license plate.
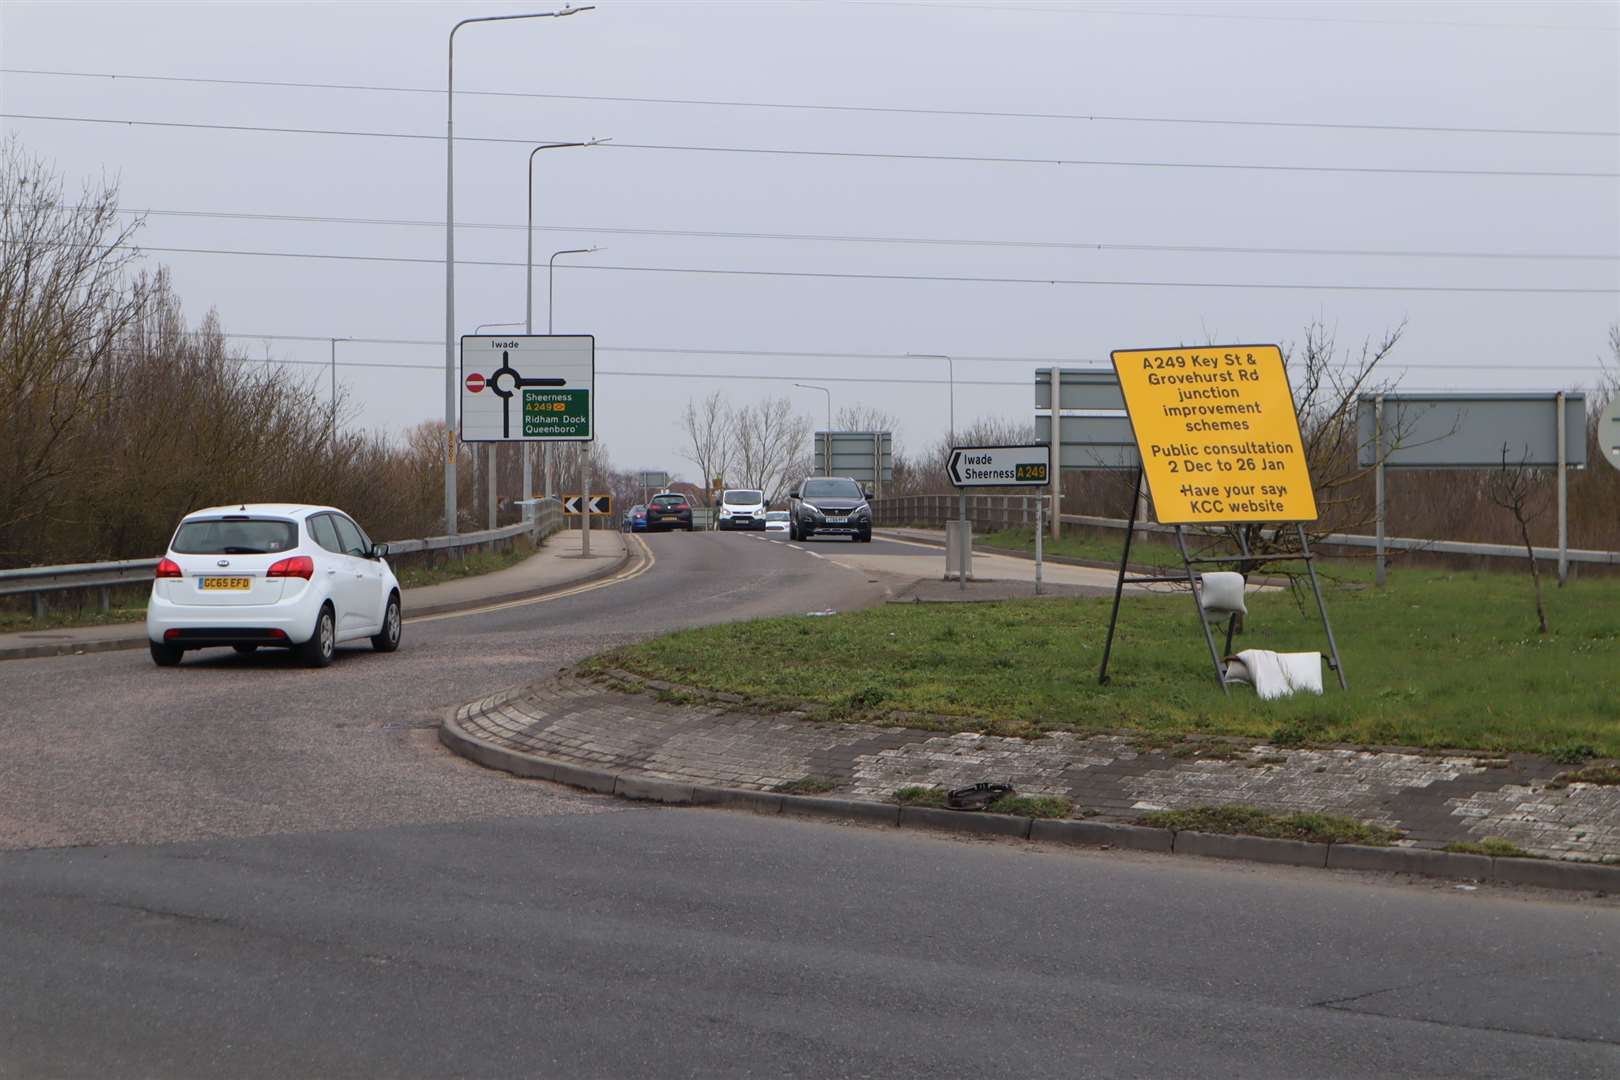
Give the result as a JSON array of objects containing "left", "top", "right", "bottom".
[
  {"left": 200, "top": 577, "right": 251, "bottom": 591},
  {"left": 827, "top": 516, "right": 846, "bottom": 523}
]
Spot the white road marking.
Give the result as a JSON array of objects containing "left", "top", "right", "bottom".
[{"left": 408, "top": 537, "right": 655, "bottom": 624}]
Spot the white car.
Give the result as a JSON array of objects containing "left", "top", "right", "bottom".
[
  {"left": 146, "top": 503, "right": 402, "bottom": 668},
  {"left": 717, "top": 488, "right": 768, "bottom": 531},
  {"left": 764, "top": 510, "right": 790, "bottom": 534}
]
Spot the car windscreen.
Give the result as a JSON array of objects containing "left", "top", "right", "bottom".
[
  {"left": 171, "top": 517, "right": 297, "bottom": 555},
  {"left": 766, "top": 511, "right": 789, "bottom": 520},
  {"left": 651, "top": 495, "right": 686, "bottom": 506},
  {"left": 723, "top": 490, "right": 763, "bottom": 504},
  {"left": 802, "top": 479, "right": 863, "bottom": 500}
]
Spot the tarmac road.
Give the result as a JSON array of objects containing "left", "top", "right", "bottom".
[{"left": 2, "top": 529, "right": 1616, "bottom": 1077}]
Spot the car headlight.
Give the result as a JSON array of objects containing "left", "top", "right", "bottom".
[
  {"left": 852, "top": 503, "right": 871, "bottom": 520},
  {"left": 800, "top": 502, "right": 823, "bottom": 520},
  {"left": 719, "top": 508, "right": 733, "bottom": 518}
]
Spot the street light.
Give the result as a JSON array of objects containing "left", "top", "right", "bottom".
[
  {"left": 329, "top": 337, "right": 349, "bottom": 451},
  {"left": 445, "top": 3, "right": 593, "bottom": 536},
  {"left": 795, "top": 383, "right": 832, "bottom": 474},
  {"left": 528, "top": 139, "right": 607, "bottom": 514},
  {"left": 907, "top": 352, "right": 954, "bottom": 446},
  {"left": 548, "top": 246, "right": 602, "bottom": 333},
  {"left": 548, "top": 245, "right": 602, "bottom": 557}
]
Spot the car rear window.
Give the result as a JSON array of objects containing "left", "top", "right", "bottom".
[
  {"left": 651, "top": 495, "right": 686, "bottom": 506},
  {"left": 723, "top": 490, "right": 763, "bottom": 504},
  {"left": 171, "top": 517, "right": 297, "bottom": 554}
]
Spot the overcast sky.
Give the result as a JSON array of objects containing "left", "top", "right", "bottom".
[{"left": 3, "top": 0, "right": 1617, "bottom": 479}]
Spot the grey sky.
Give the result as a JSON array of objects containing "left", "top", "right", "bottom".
[{"left": 3, "top": 0, "right": 1616, "bottom": 480}]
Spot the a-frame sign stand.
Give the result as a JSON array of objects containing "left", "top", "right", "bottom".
[
  {"left": 1096, "top": 465, "right": 1346, "bottom": 692},
  {"left": 1096, "top": 344, "right": 1347, "bottom": 694}
]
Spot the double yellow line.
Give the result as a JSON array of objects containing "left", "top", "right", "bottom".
[{"left": 408, "top": 536, "right": 655, "bottom": 625}]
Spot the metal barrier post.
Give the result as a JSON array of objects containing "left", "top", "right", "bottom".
[{"left": 1035, "top": 498, "right": 1044, "bottom": 596}]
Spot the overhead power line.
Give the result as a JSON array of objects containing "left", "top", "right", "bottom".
[
  {"left": 5, "top": 66, "right": 1613, "bottom": 138},
  {"left": 862, "top": 0, "right": 1620, "bottom": 34},
  {"left": 5, "top": 112, "right": 1615, "bottom": 179},
  {"left": 106, "top": 206, "right": 1619, "bottom": 263},
  {"left": 218, "top": 332, "right": 1606, "bottom": 374},
  {"left": 98, "top": 240, "right": 1620, "bottom": 295}
]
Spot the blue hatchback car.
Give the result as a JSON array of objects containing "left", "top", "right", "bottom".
[{"left": 621, "top": 504, "right": 648, "bottom": 532}]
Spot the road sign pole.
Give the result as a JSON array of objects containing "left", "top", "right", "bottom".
[
  {"left": 959, "top": 491, "right": 968, "bottom": 591},
  {"left": 1048, "top": 366, "right": 1061, "bottom": 540},
  {"left": 1035, "top": 497, "right": 1044, "bottom": 596},
  {"left": 1375, "top": 394, "right": 1386, "bottom": 587},
  {"left": 1557, "top": 391, "right": 1568, "bottom": 585},
  {"left": 582, "top": 448, "right": 592, "bottom": 557},
  {"left": 487, "top": 444, "right": 497, "bottom": 531}
]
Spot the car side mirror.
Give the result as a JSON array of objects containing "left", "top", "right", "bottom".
[
  {"left": 863, "top": 489, "right": 874, "bottom": 501},
  {"left": 370, "top": 542, "right": 389, "bottom": 559}
]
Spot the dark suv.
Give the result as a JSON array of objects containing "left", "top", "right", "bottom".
[
  {"left": 788, "top": 477, "right": 873, "bottom": 542},
  {"left": 645, "top": 492, "right": 693, "bottom": 532}
]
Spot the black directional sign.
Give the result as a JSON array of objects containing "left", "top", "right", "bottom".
[
  {"left": 563, "top": 494, "right": 613, "bottom": 515},
  {"left": 947, "top": 445, "right": 1051, "bottom": 488}
]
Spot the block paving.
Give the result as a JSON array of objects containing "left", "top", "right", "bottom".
[{"left": 452, "top": 673, "right": 1620, "bottom": 863}]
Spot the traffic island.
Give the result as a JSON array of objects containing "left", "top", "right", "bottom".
[{"left": 441, "top": 671, "right": 1620, "bottom": 892}]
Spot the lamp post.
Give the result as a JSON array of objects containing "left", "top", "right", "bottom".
[
  {"left": 549, "top": 245, "right": 601, "bottom": 555},
  {"left": 906, "top": 352, "right": 954, "bottom": 447},
  {"left": 528, "top": 140, "right": 606, "bottom": 520},
  {"left": 795, "top": 383, "right": 832, "bottom": 474},
  {"left": 328, "top": 337, "right": 349, "bottom": 452},
  {"left": 445, "top": 4, "right": 593, "bottom": 536}
]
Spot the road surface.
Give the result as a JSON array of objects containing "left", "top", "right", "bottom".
[{"left": 2, "top": 530, "right": 1614, "bottom": 1077}]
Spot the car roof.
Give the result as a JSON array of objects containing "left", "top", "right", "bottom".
[{"left": 183, "top": 503, "right": 334, "bottom": 520}]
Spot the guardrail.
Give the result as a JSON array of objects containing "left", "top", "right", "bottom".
[
  {"left": 871, "top": 494, "right": 1620, "bottom": 569},
  {"left": 0, "top": 499, "right": 566, "bottom": 618}
]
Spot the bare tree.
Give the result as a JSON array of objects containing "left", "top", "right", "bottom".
[
  {"left": 834, "top": 405, "right": 902, "bottom": 438},
  {"left": 1486, "top": 446, "right": 1552, "bottom": 634},
  {"left": 734, "top": 395, "right": 810, "bottom": 502},
  {"left": 677, "top": 391, "right": 733, "bottom": 506},
  {"left": 0, "top": 138, "right": 151, "bottom": 561}
]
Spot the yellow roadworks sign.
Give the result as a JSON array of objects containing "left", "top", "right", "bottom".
[{"left": 1111, "top": 344, "right": 1318, "bottom": 524}]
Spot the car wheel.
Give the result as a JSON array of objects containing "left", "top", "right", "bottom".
[
  {"left": 789, "top": 521, "right": 799, "bottom": 541},
  {"left": 299, "top": 604, "right": 336, "bottom": 668},
  {"left": 857, "top": 530, "right": 872, "bottom": 543},
  {"left": 685, "top": 523, "right": 694, "bottom": 532},
  {"left": 371, "top": 592, "right": 402, "bottom": 653},
  {"left": 149, "top": 642, "right": 183, "bottom": 667},
  {"left": 232, "top": 644, "right": 259, "bottom": 656}
]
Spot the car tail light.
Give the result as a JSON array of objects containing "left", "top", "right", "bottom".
[
  {"left": 155, "top": 558, "right": 182, "bottom": 579},
  {"left": 674, "top": 503, "right": 689, "bottom": 511},
  {"left": 267, "top": 555, "right": 315, "bottom": 580}
]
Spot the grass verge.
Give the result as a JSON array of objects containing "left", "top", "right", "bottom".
[
  {"left": 1137, "top": 805, "right": 1400, "bottom": 846},
  {"left": 1444, "top": 838, "right": 1535, "bottom": 858},
  {"left": 588, "top": 561, "right": 1620, "bottom": 757},
  {"left": 775, "top": 776, "right": 838, "bottom": 795},
  {"left": 0, "top": 606, "right": 148, "bottom": 634},
  {"left": 893, "top": 786, "right": 1073, "bottom": 819},
  {"left": 394, "top": 541, "right": 537, "bottom": 588}
]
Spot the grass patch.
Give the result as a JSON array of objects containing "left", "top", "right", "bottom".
[
  {"left": 1137, "top": 805, "right": 1401, "bottom": 846},
  {"left": 0, "top": 605, "right": 148, "bottom": 633},
  {"left": 394, "top": 542, "right": 536, "bottom": 588},
  {"left": 1551, "top": 765, "right": 1620, "bottom": 787},
  {"left": 986, "top": 794, "right": 1072, "bottom": 819},
  {"left": 891, "top": 786, "right": 1072, "bottom": 819},
  {"left": 977, "top": 527, "right": 1184, "bottom": 570},
  {"left": 776, "top": 776, "right": 838, "bottom": 795},
  {"left": 589, "top": 560, "right": 1620, "bottom": 756},
  {"left": 1444, "top": 838, "right": 1535, "bottom": 858}
]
